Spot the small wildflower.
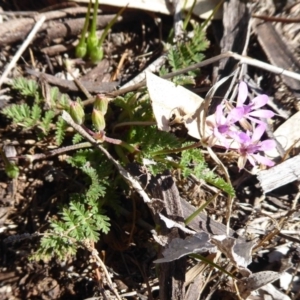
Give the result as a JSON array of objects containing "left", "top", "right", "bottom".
[
  {"left": 230, "top": 81, "right": 275, "bottom": 124},
  {"left": 233, "top": 123, "right": 276, "bottom": 170},
  {"left": 206, "top": 104, "right": 239, "bottom": 148}
]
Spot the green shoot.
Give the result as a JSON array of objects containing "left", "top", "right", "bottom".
[
  {"left": 75, "top": 0, "right": 91, "bottom": 58},
  {"left": 87, "top": 0, "right": 100, "bottom": 57}
]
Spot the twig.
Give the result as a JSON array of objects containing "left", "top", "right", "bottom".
[
  {"left": 66, "top": 64, "right": 92, "bottom": 99},
  {"left": 84, "top": 242, "right": 122, "bottom": 300},
  {"left": 252, "top": 14, "right": 300, "bottom": 23},
  {"left": 109, "top": 51, "right": 300, "bottom": 97},
  {"left": 26, "top": 68, "right": 118, "bottom": 95},
  {"left": 61, "top": 111, "right": 152, "bottom": 204},
  {"left": 0, "top": 15, "right": 46, "bottom": 88},
  {"left": 21, "top": 142, "right": 92, "bottom": 162}
]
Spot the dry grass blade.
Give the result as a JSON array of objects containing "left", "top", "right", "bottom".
[{"left": 0, "top": 15, "right": 46, "bottom": 87}]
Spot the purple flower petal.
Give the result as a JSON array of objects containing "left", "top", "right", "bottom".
[
  {"left": 235, "top": 131, "right": 251, "bottom": 144},
  {"left": 228, "top": 107, "right": 245, "bottom": 122},
  {"left": 252, "top": 124, "right": 266, "bottom": 142},
  {"left": 258, "top": 139, "right": 276, "bottom": 151},
  {"left": 252, "top": 154, "right": 275, "bottom": 167},
  {"left": 251, "top": 94, "right": 269, "bottom": 109},
  {"left": 237, "top": 81, "right": 248, "bottom": 106},
  {"left": 249, "top": 109, "right": 275, "bottom": 119}
]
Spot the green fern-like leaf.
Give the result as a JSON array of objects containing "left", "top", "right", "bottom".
[
  {"left": 114, "top": 93, "right": 154, "bottom": 122},
  {"left": 168, "top": 47, "right": 182, "bottom": 71},
  {"left": 81, "top": 164, "right": 106, "bottom": 200},
  {"left": 72, "top": 133, "right": 83, "bottom": 144},
  {"left": 147, "top": 159, "right": 176, "bottom": 176},
  {"left": 129, "top": 126, "right": 180, "bottom": 155},
  {"left": 126, "top": 126, "right": 181, "bottom": 174},
  {"left": 203, "top": 172, "right": 235, "bottom": 197},
  {"left": 12, "top": 77, "right": 40, "bottom": 99},
  {"left": 32, "top": 235, "right": 77, "bottom": 262},
  {"left": 2, "top": 103, "right": 37, "bottom": 128},
  {"left": 31, "top": 104, "right": 42, "bottom": 123},
  {"left": 57, "top": 93, "right": 70, "bottom": 111},
  {"left": 93, "top": 213, "right": 110, "bottom": 234},
  {"left": 50, "top": 220, "right": 68, "bottom": 233},
  {"left": 49, "top": 86, "right": 60, "bottom": 108},
  {"left": 67, "top": 149, "right": 90, "bottom": 168},
  {"left": 180, "top": 147, "right": 235, "bottom": 196},
  {"left": 55, "top": 117, "right": 67, "bottom": 145},
  {"left": 40, "top": 110, "right": 55, "bottom": 134},
  {"left": 166, "top": 23, "right": 209, "bottom": 76}
]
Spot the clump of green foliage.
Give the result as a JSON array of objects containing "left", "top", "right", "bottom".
[
  {"left": 2, "top": 78, "right": 69, "bottom": 142},
  {"left": 33, "top": 151, "right": 111, "bottom": 261},
  {"left": 1, "top": 17, "right": 234, "bottom": 261}
]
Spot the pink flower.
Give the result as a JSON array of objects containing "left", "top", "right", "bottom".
[
  {"left": 206, "top": 104, "right": 238, "bottom": 148},
  {"left": 233, "top": 123, "right": 276, "bottom": 170},
  {"left": 229, "top": 81, "right": 275, "bottom": 124}
]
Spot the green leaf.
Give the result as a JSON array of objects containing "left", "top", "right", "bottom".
[
  {"left": 72, "top": 133, "right": 83, "bottom": 144},
  {"left": 40, "top": 110, "right": 55, "bottom": 134},
  {"left": 180, "top": 146, "right": 235, "bottom": 196},
  {"left": 55, "top": 117, "right": 67, "bottom": 145},
  {"left": 12, "top": 77, "right": 39, "bottom": 98}
]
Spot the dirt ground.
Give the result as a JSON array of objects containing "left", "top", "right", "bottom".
[{"left": 1, "top": 0, "right": 300, "bottom": 299}]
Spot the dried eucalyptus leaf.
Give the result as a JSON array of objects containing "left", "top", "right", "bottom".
[
  {"left": 146, "top": 71, "right": 204, "bottom": 137},
  {"left": 154, "top": 232, "right": 216, "bottom": 263},
  {"left": 237, "top": 271, "right": 282, "bottom": 299},
  {"left": 211, "top": 235, "right": 256, "bottom": 276}
]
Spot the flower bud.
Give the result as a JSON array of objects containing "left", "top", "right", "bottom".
[
  {"left": 75, "top": 43, "right": 87, "bottom": 58},
  {"left": 69, "top": 101, "right": 85, "bottom": 125},
  {"left": 94, "top": 95, "right": 109, "bottom": 114},
  {"left": 92, "top": 108, "right": 106, "bottom": 131},
  {"left": 89, "top": 46, "right": 103, "bottom": 64}
]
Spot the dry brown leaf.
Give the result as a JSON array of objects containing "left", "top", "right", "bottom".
[
  {"left": 146, "top": 71, "right": 204, "bottom": 137},
  {"left": 211, "top": 235, "right": 256, "bottom": 276}
]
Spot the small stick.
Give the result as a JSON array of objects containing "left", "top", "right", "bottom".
[
  {"left": 61, "top": 110, "right": 152, "bottom": 204},
  {"left": 252, "top": 14, "right": 300, "bottom": 23},
  {"left": 109, "top": 51, "right": 300, "bottom": 97},
  {"left": 111, "top": 50, "right": 128, "bottom": 81},
  {"left": 21, "top": 142, "right": 92, "bottom": 162},
  {"left": 65, "top": 64, "right": 92, "bottom": 99},
  {"left": 84, "top": 241, "right": 122, "bottom": 300},
  {"left": 0, "top": 15, "right": 46, "bottom": 87}
]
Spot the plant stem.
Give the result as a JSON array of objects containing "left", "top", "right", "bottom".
[{"left": 23, "top": 142, "right": 92, "bottom": 162}]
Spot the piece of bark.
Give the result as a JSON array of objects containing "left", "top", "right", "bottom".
[
  {"left": 184, "top": 271, "right": 203, "bottom": 300},
  {"left": 146, "top": 171, "right": 186, "bottom": 300},
  {"left": 127, "top": 164, "right": 185, "bottom": 300},
  {"left": 218, "top": 0, "right": 250, "bottom": 74},
  {"left": 26, "top": 68, "right": 118, "bottom": 94},
  {"left": 0, "top": 9, "right": 121, "bottom": 46},
  {"left": 0, "top": 7, "right": 86, "bottom": 45},
  {"left": 257, "top": 155, "right": 300, "bottom": 193},
  {"left": 210, "top": 0, "right": 250, "bottom": 113},
  {"left": 252, "top": 19, "right": 300, "bottom": 99}
]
